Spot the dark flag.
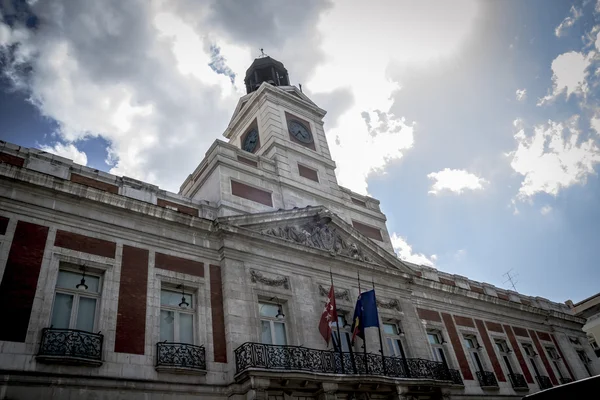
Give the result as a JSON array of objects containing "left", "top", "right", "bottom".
[{"left": 350, "top": 289, "right": 379, "bottom": 343}]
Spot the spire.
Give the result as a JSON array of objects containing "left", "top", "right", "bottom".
[{"left": 244, "top": 50, "right": 290, "bottom": 94}]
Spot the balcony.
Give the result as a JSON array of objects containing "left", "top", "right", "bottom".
[
  {"left": 559, "top": 377, "right": 573, "bottom": 385},
  {"left": 448, "top": 368, "right": 464, "bottom": 385},
  {"left": 508, "top": 373, "right": 529, "bottom": 391},
  {"left": 36, "top": 328, "right": 103, "bottom": 366},
  {"left": 476, "top": 370, "right": 499, "bottom": 388},
  {"left": 234, "top": 342, "right": 457, "bottom": 383},
  {"left": 155, "top": 342, "right": 206, "bottom": 374},
  {"left": 536, "top": 375, "right": 553, "bottom": 390}
]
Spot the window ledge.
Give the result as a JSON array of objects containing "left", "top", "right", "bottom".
[
  {"left": 155, "top": 365, "right": 207, "bottom": 376},
  {"left": 513, "top": 386, "right": 530, "bottom": 392},
  {"left": 480, "top": 385, "right": 500, "bottom": 390},
  {"left": 36, "top": 355, "right": 103, "bottom": 367}
]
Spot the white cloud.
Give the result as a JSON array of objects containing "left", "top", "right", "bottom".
[
  {"left": 540, "top": 205, "right": 552, "bottom": 215},
  {"left": 538, "top": 51, "right": 592, "bottom": 104},
  {"left": 555, "top": 6, "right": 582, "bottom": 37},
  {"left": 390, "top": 233, "right": 436, "bottom": 267},
  {"left": 591, "top": 114, "right": 600, "bottom": 135},
  {"left": 39, "top": 143, "right": 88, "bottom": 166},
  {"left": 516, "top": 88, "right": 527, "bottom": 101},
  {"left": 454, "top": 249, "right": 467, "bottom": 261},
  {"left": 427, "top": 168, "right": 487, "bottom": 195},
  {"left": 596, "top": 30, "right": 600, "bottom": 52},
  {"left": 508, "top": 118, "right": 600, "bottom": 199}
]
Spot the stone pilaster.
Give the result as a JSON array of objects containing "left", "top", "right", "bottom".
[{"left": 317, "top": 382, "right": 338, "bottom": 400}]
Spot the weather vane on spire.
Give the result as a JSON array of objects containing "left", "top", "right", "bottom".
[{"left": 259, "top": 48, "right": 267, "bottom": 58}]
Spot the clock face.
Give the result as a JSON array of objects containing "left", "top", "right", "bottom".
[
  {"left": 289, "top": 120, "right": 313, "bottom": 144},
  {"left": 242, "top": 129, "right": 259, "bottom": 152}
]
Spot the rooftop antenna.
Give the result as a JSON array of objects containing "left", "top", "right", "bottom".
[{"left": 503, "top": 269, "right": 519, "bottom": 292}]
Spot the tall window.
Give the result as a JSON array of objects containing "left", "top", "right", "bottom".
[
  {"left": 160, "top": 288, "right": 194, "bottom": 344},
  {"left": 383, "top": 322, "right": 406, "bottom": 358},
  {"left": 522, "top": 343, "right": 543, "bottom": 378},
  {"left": 427, "top": 331, "right": 448, "bottom": 366},
  {"left": 576, "top": 349, "right": 592, "bottom": 377},
  {"left": 545, "top": 346, "right": 566, "bottom": 380},
  {"left": 495, "top": 339, "right": 516, "bottom": 376},
  {"left": 51, "top": 269, "right": 101, "bottom": 332},
  {"left": 332, "top": 314, "right": 353, "bottom": 352},
  {"left": 464, "top": 335, "right": 485, "bottom": 372},
  {"left": 259, "top": 301, "right": 287, "bottom": 345}
]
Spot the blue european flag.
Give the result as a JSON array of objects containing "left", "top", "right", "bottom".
[{"left": 351, "top": 289, "right": 380, "bottom": 342}]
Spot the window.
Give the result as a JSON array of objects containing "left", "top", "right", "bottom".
[
  {"left": 259, "top": 301, "right": 287, "bottom": 345},
  {"left": 427, "top": 331, "right": 448, "bottom": 366},
  {"left": 383, "top": 322, "right": 406, "bottom": 358},
  {"left": 464, "top": 335, "right": 485, "bottom": 372},
  {"left": 51, "top": 268, "right": 101, "bottom": 332},
  {"left": 495, "top": 339, "right": 516, "bottom": 375},
  {"left": 576, "top": 349, "right": 592, "bottom": 377},
  {"left": 160, "top": 288, "right": 194, "bottom": 344},
  {"left": 522, "top": 343, "right": 543, "bottom": 378},
  {"left": 332, "top": 314, "right": 353, "bottom": 352},
  {"left": 545, "top": 346, "right": 567, "bottom": 380}
]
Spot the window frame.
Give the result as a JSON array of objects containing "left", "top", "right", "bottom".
[
  {"left": 463, "top": 334, "right": 485, "bottom": 373},
  {"left": 494, "top": 338, "right": 517, "bottom": 376},
  {"left": 159, "top": 286, "right": 196, "bottom": 344},
  {"left": 50, "top": 267, "right": 103, "bottom": 332},
  {"left": 331, "top": 312, "right": 354, "bottom": 353},
  {"left": 427, "top": 330, "right": 449, "bottom": 366},
  {"left": 259, "top": 300, "right": 288, "bottom": 345},
  {"left": 383, "top": 321, "right": 407, "bottom": 358}
]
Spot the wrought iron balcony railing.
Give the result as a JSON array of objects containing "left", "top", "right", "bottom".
[
  {"left": 476, "top": 370, "right": 499, "bottom": 387},
  {"left": 536, "top": 375, "right": 553, "bottom": 390},
  {"left": 37, "top": 327, "right": 103, "bottom": 365},
  {"left": 508, "top": 372, "right": 528, "bottom": 390},
  {"left": 448, "top": 368, "right": 464, "bottom": 385},
  {"left": 156, "top": 342, "right": 206, "bottom": 371},
  {"left": 234, "top": 342, "right": 455, "bottom": 382},
  {"left": 559, "top": 377, "right": 573, "bottom": 384}
]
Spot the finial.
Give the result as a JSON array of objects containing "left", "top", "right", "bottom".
[{"left": 259, "top": 48, "right": 266, "bottom": 58}]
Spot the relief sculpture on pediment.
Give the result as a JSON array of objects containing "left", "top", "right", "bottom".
[{"left": 261, "top": 219, "right": 372, "bottom": 262}]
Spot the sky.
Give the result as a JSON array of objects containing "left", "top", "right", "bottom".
[{"left": 1, "top": 0, "right": 600, "bottom": 304}]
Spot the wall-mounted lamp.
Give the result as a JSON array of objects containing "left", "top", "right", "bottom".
[
  {"left": 76, "top": 266, "right": 88, "bottom": 290},
  {"left": 270, "top": 297, "right": 285, "bottom": 319},
  {"left": 178, "top": 285, "right": 189, "bottom": 308}
]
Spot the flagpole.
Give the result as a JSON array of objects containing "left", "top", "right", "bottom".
[
  {"left": 331, "top": 267, "right": 344, "bottom": 374},
  {"left": 372, "top": 277, "right": 387, "bottom": 375},
  {"left": 357, "top": 270, "right": 368, "bottom": 374}
]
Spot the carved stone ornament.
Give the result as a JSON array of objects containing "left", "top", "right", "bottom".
[
  {"left": 260, "top": 218, "right": 373, "bottom": 262},
  {"left": 377, "top": 298, "right": 401, "bottom": 311},
  {"left": 250, "top": 269, "right": 290, "bottom": 289},
  {"left": 318, "top": 285, "right": 350, "bottom": 302}
]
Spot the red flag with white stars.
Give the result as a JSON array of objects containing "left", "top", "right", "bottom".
[{"left": 318, "top": 285, "right": 338, "bottom": 345}]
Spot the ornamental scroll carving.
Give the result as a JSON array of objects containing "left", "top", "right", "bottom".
[
  {"left": 260, "top": 219, "right": 373, "bottom": 262},
  {"left": 318, "top": 285, "right": 350, "bottom": 302},
  {"left": 250, "top": 269, "right": 290, "bottom": 290},
  {"left": 377, "top": 298, "right": 401, "bottom": 311}
]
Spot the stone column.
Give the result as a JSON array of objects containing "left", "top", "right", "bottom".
[
  {"left": 317, "top": 382, "right": 338, "bottom": 400},
  {"left": 247, "top": 377, "right": 270, "bottom": 400}
]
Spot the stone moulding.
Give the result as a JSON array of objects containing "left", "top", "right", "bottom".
[
  {"left": 259, "top": 218, "right": 373, "bottom": 262},
  {"left": 318, "top": 285, "right": 350, "bottom": 302},
  {"left": 377, "top": 298, "right": 401, "bottom": 311},
  {"left": 250, "top": 269, "right": 290, "bottom": 289}
]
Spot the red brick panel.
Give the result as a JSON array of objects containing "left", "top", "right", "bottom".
[
  {"left": 470, "top": 285, "right": 485, "bottom": 294},
  {"left": 439, "top": 277, "right": 456, "bottom": 287},
  {"left": 155, "top": 252, "right": 204, "bottom": 277},
  {"left": 156, "top": 199, "right": 198, "bottom": 217},
  {"left": 521, "top": 299, "right": 531, "bottom": 306},
  {"left": 0, "top": 221, "right": 49, "bottom": 342},
  {"left": 351, "top": 197, "right": 367, "bottom": 207},
  {"left": 115, "top": 245, "right": 148, "bottom": 355},
  {"left": 54, "top": 230, "right": 116, "bottom": 258},
  {"left": 550, "top": 334, "right": 574, "bottom": 380},
  {"left": 298, "top": 164, "right": 319, "bottom": 182},
  {"left": 504, "top": 325, "right": 533, "bottom": 383},
  {"left": 475, "top": 319, "right": 506, "bottom": 382},
  {"left": 210, "top": 265, "right": 226, "bottom": 363},
  {"left": 442, "top": 312, "right": 474, "bottom": 380},
  {"left": 70, "top": 173, "right": 119, "bottom": 194},
  {"left": 454, "top": 315, "right": 475, "bottom": 328},
  {"left": 529, "top": 329, "right": 558, "bottom": 385},
  {"left": 0, "top": 216, "right": 9, "bottom": 235},
  {"left": 352, "top": 220, "right": 383, "bottom": 241},
  {"left": 485, "top": 321, "right": 504, "bottom": 333},
  {"left": 0, "top": 153, "right": 25, "bottom": 167},
  {"left": 513, "top": 326, "right": 529, "bottom": 337},
  {"left": 536, "top": 331, "right": 551, "bottom": 342},
  {"left": 417, "top": 307, "right": 441, "bottom": 322},
  {"left": 237, "top": 156, "right": 258, "bottom": 168},
  {"left": 497, "top": 293, "right": 510, "bottom": 301},
  {"left": 231, "top": 180, "right": 273, "bottom": 207}
]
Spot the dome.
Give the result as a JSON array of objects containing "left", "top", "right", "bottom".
[{"left": 244, "top": 55, "right": 290, "bottom": 94}]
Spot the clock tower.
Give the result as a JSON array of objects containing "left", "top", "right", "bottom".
[{"left": 179, "top": 55, "right": 395, "bottom": 253}]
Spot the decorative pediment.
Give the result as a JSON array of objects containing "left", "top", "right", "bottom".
[
  {"left": 260, "top": 218, "right": 373, "bottom": 262},
  {"left": 318, "top": 285, "right": 351, "bottom": 302}
]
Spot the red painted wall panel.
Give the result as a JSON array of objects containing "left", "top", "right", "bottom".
[
  {"left": 504, "top": 324, "right": 533, "bottom": 383},
  {"left": 155, "top": 252, "right": 204, "bottom": 277},
  {"left": 417, "top": 308, "right": 441, "bottom": 322},
  {"left": 54, "top": 230, "right": 116, "bottom": 258},
  {"left": 114, "top": 245, "right": 148, "bottom": 355},
  {"left": 442, "top": 312, "right": 474, "bottom": 380},
  {"left": 0, "top": 221, "right": 49, "bottom": 342},
  {"left": 475, "top": 318, "right": 506, "bottom": 382},
  {"left": 529, "top": 329, "right": 558, "bottom": 385},
  {"left": 210, "top": 265, "right": 226, "bottom": 363}
]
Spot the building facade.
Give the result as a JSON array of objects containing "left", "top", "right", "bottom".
[
  {"left": 567, "top": 293, "right": 600, "bottom": 359},
  {"left": 0, "top": 56, "right": 598, "bottom": 400}
]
